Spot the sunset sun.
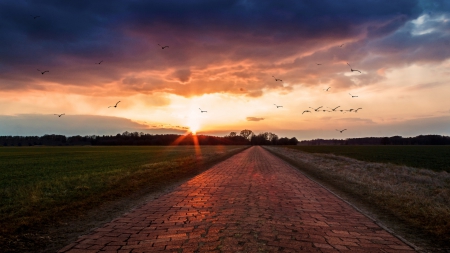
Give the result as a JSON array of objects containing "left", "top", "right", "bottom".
[{"left": 188, "top": 122, "right": 200, "bottom": 135}]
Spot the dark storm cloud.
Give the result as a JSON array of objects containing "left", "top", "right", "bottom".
[{"left": 1, "top": 0, "right": 447, "bottom": 96}]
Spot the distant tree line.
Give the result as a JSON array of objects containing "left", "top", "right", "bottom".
[
  {"left": 298, "top": 135, "right": 450, "bottom": 145},
  {"left": 0, "top": 129, "right": 299, "bottom": 146},
  {"left": 226, "top": 130, "right": 298, "bottom": 145}
]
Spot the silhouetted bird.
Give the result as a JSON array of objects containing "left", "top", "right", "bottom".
[
  {"left": 309, "top": 106, "right": 323, "bottom": 112},
  {"left": 328, "top": 106, "right": 340, "bottom": 111},
  {"left": 108, "top": 101, "right": 121, "bottom": 108},
  {"left": 354, "top": 108, "right": 363, "bottom": 112},
  {"left": 339, "top": 44, "right": 344, "bottom": 47},
  {"left": 96, "top": 60, "right": 103, "bottom": 64},
  {"left": 349, "top": 93, "right": 358, "bottom": 98},
  {"left": 347, "top": 63, "right": 361, "bottom": 73},
  {"left": 322, "top": 110, "right": 331, "bottom": 112},
  {"left": 158, "top": 44, "right": 169, "bottom": 49},
  {"left": 302, "top": 110, "right": 311, "bottom": 114},
  {"left": 316, "top": 63, "right": 322, "bottom": 65},
  {"left": 37, "top": 69, "right": 49, "bottom": 75},
  {"left": 274, "top": 104, "right": 283, "bottom": 108},
  {"left": 199, "top": 108, "right": 207, "bottom": 113},
  {"left": 324, "top": 87, "right": 331, "bottom": 91},
  {"left": 31, "top": 15, "right": 40, "bottom": 19},
  {"left": 54, "top": 113, "right": 64, "bottom": 117},
  {"left": 336, "top": 129, "right": 347, "bottom": 133},
  {"left": 272, "top": 76, "right": 282, "bottom": 82}
]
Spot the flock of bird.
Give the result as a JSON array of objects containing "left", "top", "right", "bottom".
[
  {"left": 31, "top": 15, "right": 362, "bottom": 134},
  {"left": 270, "top": 50, "right": 364, "bottom": 133},
  {"left": 301, "top": 106, "right": 363, "bottom": 115}
]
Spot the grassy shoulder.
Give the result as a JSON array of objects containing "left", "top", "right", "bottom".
[
  {"left": 286, "top": 145, "right": 450, "bottom": 172},
  {"left": 264, "top": 146, "right": 450, "bottom": 251},
  {"left": 0, "top": 145, "right": 249, "bottom": 252}
]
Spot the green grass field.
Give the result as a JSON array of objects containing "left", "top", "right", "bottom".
[
  {"left": 287, "top": 145, "right": 450, "bottom": 172},
  {"left": 0, "top": 146, "right": 247, "bottom": 238}
]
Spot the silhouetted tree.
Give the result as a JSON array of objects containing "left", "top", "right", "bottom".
[
  {"left": 228, "top": 132, "right": 237, "bottom": 137},
  {"left": 277, "top": 137, "right": 290, "bottom": 145},
  {"left": 4, "top": 133, "right": 447, "bottom": 147},
  {"left": 250, "top": 133, "right": 267, "bottom": 145},
  {"left": 288, "top": 137, "right": 298, "bottom": 145},
  {"left": 240, "top": 129, "right": 253, "bottom": 141}
]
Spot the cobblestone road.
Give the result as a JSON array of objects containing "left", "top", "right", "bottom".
[{"left": 59, "top": 146, "right": 415, "bottom": 253}]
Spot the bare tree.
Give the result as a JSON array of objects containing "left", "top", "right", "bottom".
[
  {"left": 268, "top": 132, "right": 278, "bottom": 144},
  {"left": 240, "top": 129, "right": 253, "bottom": 140}
]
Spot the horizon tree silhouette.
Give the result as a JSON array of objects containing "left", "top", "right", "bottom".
[{"left": 240, "top": 129, "right": 253, "bottom": 141}]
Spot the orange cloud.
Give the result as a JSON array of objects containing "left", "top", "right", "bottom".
[{"left": 246, "top": 117, "right": 265, "bottom": 121}]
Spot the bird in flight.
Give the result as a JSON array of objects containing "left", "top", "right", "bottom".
[
  {"left": 108, "top": 101, "right": 121, "bottom": 108},
  {"left": 31, "top": 15, "right": 40, "bottom": 19},
  {"left": 336, "top": 129, "right": 347, "bottom": 133},
  {"left": 302, "top": 110, "right": 311, "bottom": 114},
  {"left": 347, "top": 63, "right": 361, "bottom": 73},
  {"left": 54, "top": 113, "right": 65, "bottom": 117},
  {"left": 354, "top": 108, "right": 363, "bottom": 112},
  {"left": 96, "top": 60, "right": 103, "bottom": 64},
  {"left": 272, "top": 76, "right": 282, "bottom": 82},
  {"left": 346, "top": 109, "right": 354, "bottom": 112},
  {"left": 322, "top": 109, "right": 332, "bottom": 112},
  {"left": 309, "top": 106, "right": 323, "bottom": 112},
  {"left": 339, "top": 44, "right": 345, "bottom": 47},
  {"left": 199, "top": 108, "right": 207, "bottom": 113},
  {"left": 324, "top": 87, "right": 331, "bottom": 91},
  {"left": 274, "top": 104, "right": 283, "bottom": 108},
  {"left": 316, "top": 63, "right": 322, "bottom": 65},
  {"left": 349, "top": 93, "right": 358, "bottom": 98},
  {"left": 158, "top": 44, "right": 169, "bottom": 49},
  {"left": 328, "top": 106, "right": 340, "bottom": 111},
  {"left": 37, "top": 69, "right": 49, "bottom": 75}
]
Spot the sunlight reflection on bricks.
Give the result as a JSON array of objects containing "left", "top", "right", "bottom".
[{"left": 59, "top": 147, "right": 415, "bottom": 252}]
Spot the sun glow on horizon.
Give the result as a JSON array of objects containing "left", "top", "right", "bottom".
[{"left": 188, "top": 121, "right": 200, "bottom": 134}]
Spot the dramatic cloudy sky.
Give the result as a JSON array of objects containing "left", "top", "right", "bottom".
[{"left": 1, "top": 0, "right": 449, "bottom": 139}]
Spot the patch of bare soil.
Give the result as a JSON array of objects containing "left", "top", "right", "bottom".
[
  {"left": 265, "top": 146, "right": 450, "bottom": 253},
  {"left": 4, "top": 146, "right": 248, "bottom": 253}
]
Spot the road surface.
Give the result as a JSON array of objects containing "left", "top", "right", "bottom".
[{"left": 59, "top": 146, "right": 415, "bottom": 253}]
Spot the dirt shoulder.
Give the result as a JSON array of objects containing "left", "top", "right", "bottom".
[
  {"left": 264, "top": 146, "right": 450, "bottom": 253},
  {"left": 4, "top": 146, "right": 249, "bottom": 253}
]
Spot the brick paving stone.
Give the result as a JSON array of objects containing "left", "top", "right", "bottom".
[{"left": 59, "top": 146, "right": 416, "bottom": 252}]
